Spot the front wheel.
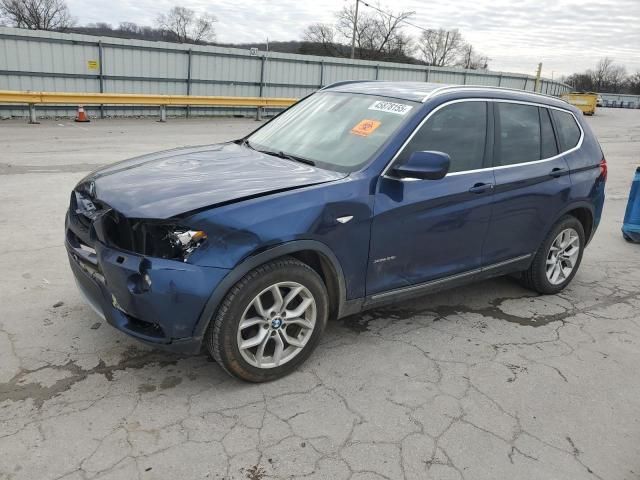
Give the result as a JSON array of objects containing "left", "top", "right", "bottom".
[
  {"left": 520, "top": 215, "right": 585, "bottom": 294},
  {"left": 205, "top": 257, "right": 328, "bottom": 382}
]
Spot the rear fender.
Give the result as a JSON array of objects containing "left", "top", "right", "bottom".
[{"left": 552, "top": 201, "right": 597, "bottom": 244}]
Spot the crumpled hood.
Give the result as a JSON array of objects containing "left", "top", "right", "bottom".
[{"left": 78, "top": 143, "right": 346, "bottom": 219}]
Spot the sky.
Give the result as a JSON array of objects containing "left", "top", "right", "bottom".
[{"left": 67, "top": 0, "right": 640, "bottom": 77}]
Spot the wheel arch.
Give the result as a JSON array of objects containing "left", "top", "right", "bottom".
[
  {"left": 557, "top": 202, "right": 595, "bottom": 244},
  {"left": 192, "top": 240, "right": 348, "bottom": 342},
  {"left": 288, "top": 250, "right": 342, "bottom": 321}
]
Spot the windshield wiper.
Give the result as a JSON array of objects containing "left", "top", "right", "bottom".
[
  {"left": 273, "top": 151, "right": 316, "bottom": 166},
  {"left": 256, "top": 148, "right": 315, "bottom": 166},
  {"left": 239, "top": 139, "right": 316, "bottom": 166},
  {"left": 239, "top": 138, "right": 255, "bottom": 150}
]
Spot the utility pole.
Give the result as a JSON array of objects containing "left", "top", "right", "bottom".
[
  {"left": 534, "top": 62, "right": 542, "bottom": 92},
  {"left": 350, "top": 0, "right": 359, "bottom": 59},
  {"left": 257, "top": 37, "right": 269, "bottom": 122}
]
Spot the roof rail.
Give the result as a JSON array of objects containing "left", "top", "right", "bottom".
[
  {"left": 320, "top": 80, "right": 371, "bottom": 90},
  {"left": 423, "top": 84, "right": 566, "bottom": 102}
]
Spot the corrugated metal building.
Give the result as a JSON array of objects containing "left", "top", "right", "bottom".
[
  {"left": 0, "top": 27, "right": 571, "bottom": 118},
  {"left": 600, "top": 93, "right": 640, "bottom": 109}
]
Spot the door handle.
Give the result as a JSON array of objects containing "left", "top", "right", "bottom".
[
  {"left": 549, "top": 167, "right": 568, "bottom": 178},
  {"left": 468, "top": 182, "right": 494, "bottom": 194}
]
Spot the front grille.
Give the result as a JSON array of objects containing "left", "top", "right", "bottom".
[{"left": 69, "top": 189, "right": 183, "bottom": 260}]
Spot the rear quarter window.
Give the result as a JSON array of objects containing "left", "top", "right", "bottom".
[{"left": 551, "top": 110, "right": 581, "bottom": 152}]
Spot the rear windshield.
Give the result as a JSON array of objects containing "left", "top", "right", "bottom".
[{"left": 248, "top": 92, "right": 418, "bottom": 172}]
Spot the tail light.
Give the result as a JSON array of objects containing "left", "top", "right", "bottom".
[{"left": 599, "top": 157, "right": 607, "bottom": 181}]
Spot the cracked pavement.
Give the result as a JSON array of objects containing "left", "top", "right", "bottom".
[{"left": 1, "top": 111, "right": 640, "bottom": 480}]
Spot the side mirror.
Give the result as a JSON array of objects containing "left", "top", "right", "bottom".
[{"left": 393, "top": 151, "right": 450, "bottom": 180}]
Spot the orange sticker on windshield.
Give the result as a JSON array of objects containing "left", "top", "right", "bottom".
[{"left": 351, "top": 119, "right": 381, "bottom": 137}]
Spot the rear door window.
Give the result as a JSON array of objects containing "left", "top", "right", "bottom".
[
  {"left": 396, "top": 101, "right": 487, "bottom": 173},
  {"left": 551, "top": 109, "right": 581, "bottom": 152},
  {"left": 496, "top": 103, "right": 541, "bottom": 166}
]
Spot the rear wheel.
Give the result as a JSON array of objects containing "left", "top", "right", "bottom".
[
  {"left": 206, "top": 257, "right": 328, "bottom": 382},
  {"left": 521, "top": 215, "right": 585, "bottom": 294}
]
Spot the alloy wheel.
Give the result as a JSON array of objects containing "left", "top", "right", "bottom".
[
  {"left": 236, "top": 281, "right": 316, "bottom": 369},
  {"left": 546, "top": 228, "right": 580, "bottom": 285}
]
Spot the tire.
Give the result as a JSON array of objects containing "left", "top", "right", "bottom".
[
  {"left": 205, "top": 256, "right": 328, "bottom": 382},
  {"left": 520, "top": 215, "right": 585, "bottom": 294}
]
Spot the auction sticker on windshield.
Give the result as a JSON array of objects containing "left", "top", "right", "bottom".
[
  {"left": 351, "top": 119, "right": 382, "bottom": 137},
  {"left": 368, "top": 100, "right": 413, "bottom": 115}
]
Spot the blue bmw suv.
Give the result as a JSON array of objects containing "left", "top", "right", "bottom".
[{"left": 66, "top": 82, "right": 606, "bottom": 381}]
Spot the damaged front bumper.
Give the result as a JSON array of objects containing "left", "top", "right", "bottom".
[{"left": 65, "top": 210, "right": 229, "bottom": 354}]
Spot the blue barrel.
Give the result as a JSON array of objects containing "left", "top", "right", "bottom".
[{"left": 623, "top": 167, "right": 640, "bottom": 242}]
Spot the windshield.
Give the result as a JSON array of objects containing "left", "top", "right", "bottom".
[{"left": 247, "top": 92, "right": 418, "bottom": 172}]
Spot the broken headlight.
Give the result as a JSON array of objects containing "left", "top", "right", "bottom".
[
  {"left": 131, "top": 224, "right": 209, "bottom": 261},
  {"left": 97, "top": 213, "right": 209, "bottom": 261},
  {"left": 165, "top": 228, "right": 208, "bottom": 261}
]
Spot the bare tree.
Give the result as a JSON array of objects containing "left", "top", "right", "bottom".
[
  {"left": 369, "top": 6, "right": 414, "bottom": 58},
  {"left": 335, "top": 4, "right": 372, "bottom": 57},
  {"left": 566, "top": 72, "right": 593, "bottom": 91},
  {"left": 607, "top": 64, "right": 627, "bottom": 93},
  {"left": 0, "top": 0, "right": 74, "bottom": 30},
  {"left": 334, "top": 4, "right": 415, "bottom": 60},
  {"left": 192, "top": 13, "right": 216, "bottom": 42},
  {"left": 303, "top": 23, "right": 342, "bottom": 56},
  {"left": 157, "top": 6, "right": 217, "bottom": 43},
  {"left": 588, "top": 57, "right": 629, "bottom": 93},
  {"left": 417, "top": 28, "right": 465, "bottom": 67},
  {"left": 300, "top": 5, "right": 491, "bottom": 66},
  {"left": 457, "top": 43, "right": 489, "bottom": 70},
  {"left": 304, "top": 23, "right": 336, "bottom": 45},
  {"left": 118, "top": 22, "right": 140, "bottom": 34},
  {"left": 628, "top": 72, "right": 640, "bottom": 95},
  {"left": 566, "top": 58, "right": 636, "bottom": 93},
  {"left": 591, "top": 57, "right": 614, "bottom": 92}
]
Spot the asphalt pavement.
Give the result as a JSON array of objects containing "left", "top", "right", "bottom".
[{"left": 1, "top": 109, "right": 639, "bottom": 480}]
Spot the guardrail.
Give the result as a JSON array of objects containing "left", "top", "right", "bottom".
[{"left": 0, "top": 90, "right": 297, "bottom": 123}]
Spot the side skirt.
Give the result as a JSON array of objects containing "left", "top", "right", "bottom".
[{"left": 350, "top": 253, "right": 533, "bottom": 313}]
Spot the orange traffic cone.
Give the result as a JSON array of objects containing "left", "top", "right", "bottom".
[{"left": 74, "top": 105, "right": 90, "bottom": 123}]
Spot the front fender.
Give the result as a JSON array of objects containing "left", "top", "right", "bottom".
[{"left": 190, "top": 239, "right": 350, "bottom": 342}]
